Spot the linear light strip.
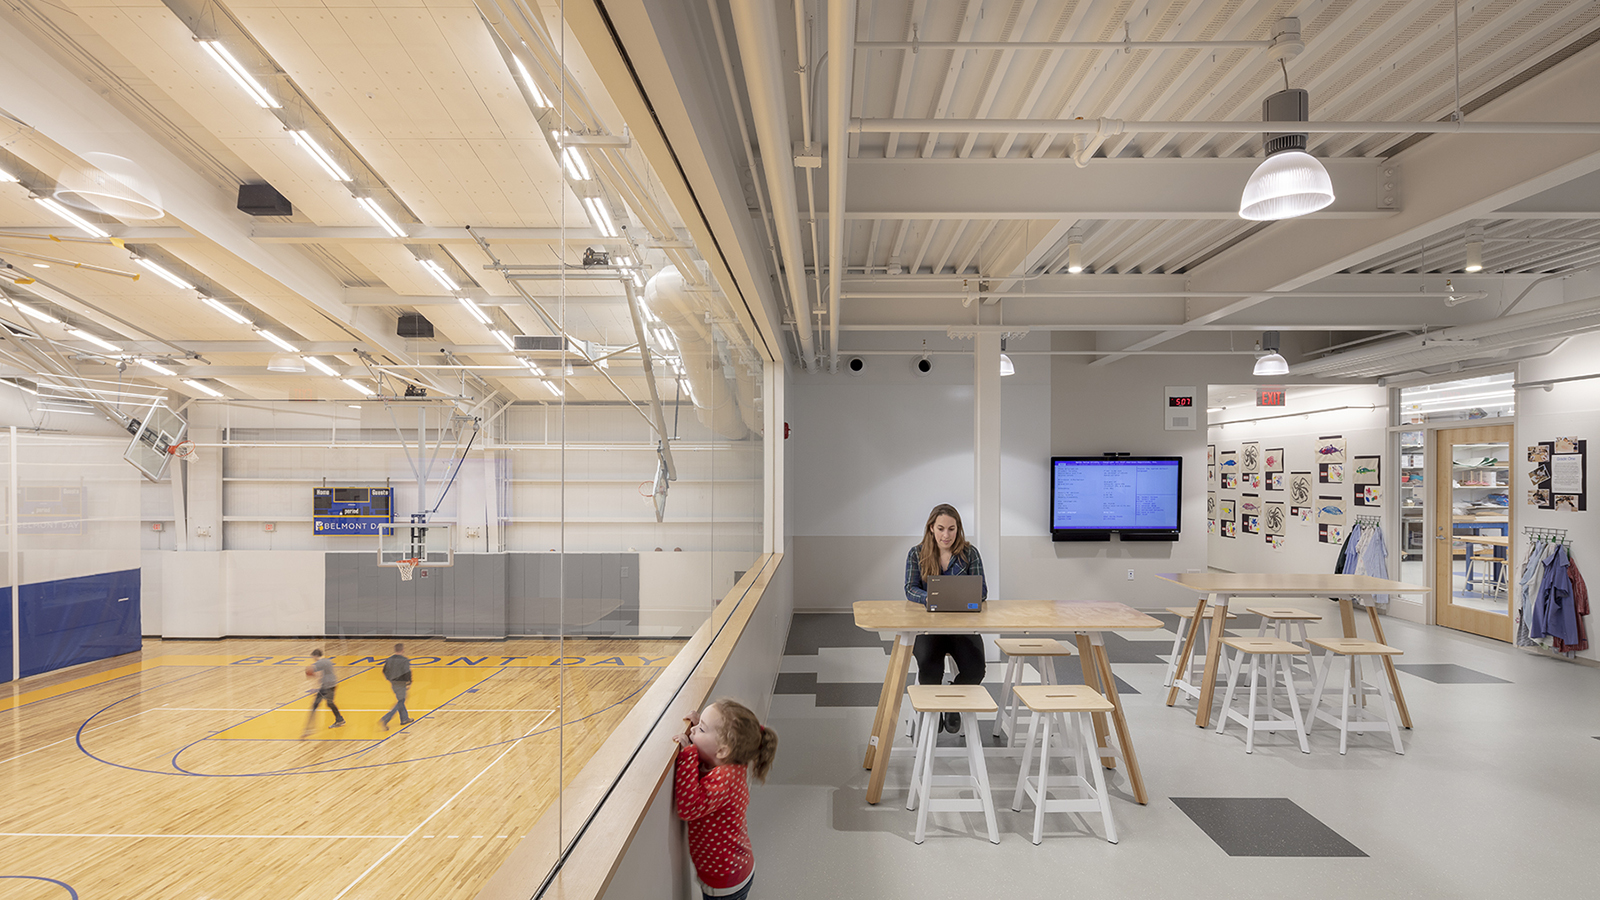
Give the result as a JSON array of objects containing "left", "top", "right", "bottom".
[
  {"left": 355, "top": 196, "right": 406, "bottom": 238},
  {"left": 302, "top": 356, "right": 339, "bottom": 376},
  {"left": 201, "top": 297, "right": 253, "bottom": 326},
  {"left": 256, "top": 329, "right": 298, "bottom": 353},
  {"left": 341, "top": 378, "right": 376, "bottom": 396},
  {"left": 456, "top": 296, "right": 491, "bottom": 324},
  {"left": 562, "top": 148, "right": 590, "bottom": 181},
  {"left": 34, "top": 198, "right": 108, "bottom": 238},
  {"left": 138, "top": 358, "right": 176, "bottom": 376},
  {"left": 291, "top": 130, "right": 351, "bottom": 181},
  {"left": 583, "top": 197, "right": 617, "bottom": 238},
  {"left": 134, "top": 258, "right": 195, "bottom": 290},
  {"left": 199, "top": 41, "right": 280, "bottom": 109},
  {"left": 182, "top": 379, "right": 225, "bottom": 398},
  {"left": 491, "top": 329, "right": 515, "bottom": 350},
  {"left": 420, "top": 259, "right": 459, "bottom": 291},
  {"left": 67, "top": 328, "right": 121, "bottom": 353},
  {"left": 514, "top": 56, "right": 550, "bottom": 107},
  {"left": 0, "top": 166, "right": 17, "bottom": 182},
  {"left": 7, "top": 300, "right": 58, "bottom": 324}
]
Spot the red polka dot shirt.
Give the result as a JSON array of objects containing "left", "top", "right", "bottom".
[{"left": 675, "top": 745, "right": 753, "bottom": 890}]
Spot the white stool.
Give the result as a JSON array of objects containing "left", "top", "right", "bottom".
[
  {"left": 1306, "top": 638, "right": 1405, "bottom": 755},
  {"left": 1163, "top": 605, "right": 1238, "bottom": 697},
  {"left": 1215, "top": 637, "right": 1311, "bottom": 754},
  {"left": 1009, "top": 684, "right": 1118, "bottom": 845},
  {"left": 905, "top": 684, "right": 1001, "bottom": 844},
  {"left": 993, "top": 638, "right": 1073, "bottom": 746},
  {"left": 1246, "top": 605, "right": 1324, "bottom": 686}
]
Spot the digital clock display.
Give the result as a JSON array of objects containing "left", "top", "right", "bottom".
[
  {"left": 1256, "top": 388, "right": 1286, "bottom": 407},
  {"left": 1168, "top": 396, "right": 1194, "bottom": 407}
]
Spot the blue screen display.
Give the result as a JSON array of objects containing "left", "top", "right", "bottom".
[{"left": 1051, "top": 458, "right": 1181, "bottom": 531}]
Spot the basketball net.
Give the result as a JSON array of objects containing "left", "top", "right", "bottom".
[
  {"left": 168, "top": 440, "right": 199, "bottom": 462},
  {"left": 397, "top": 558, "right": 420, "bottom": 581}
]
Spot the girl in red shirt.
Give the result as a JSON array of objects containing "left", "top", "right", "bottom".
[{"left": 673, "top": 699, "right": 778, "bottom": 900}]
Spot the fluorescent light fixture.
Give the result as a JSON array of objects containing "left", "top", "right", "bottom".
[
  {"left": 8, "top": 300, "right": 58, "bottom": 323},
  {"left": 456, "top": 296, "right": 491, "bottom": 324},
  {"left": 68, "top": 328, "right": 122, "bottom": 353},
  {"left": 523, "top": 360, "right": 545, "bottom": 376},
  {"left": 34, "top": 197, "right": 109, "bottom": 238},
  {"left": 542, "top": 379, "right": 562, "bottom": 397},
  {"left": 341, "top": 378, "right": 376, "bottom": 396},
  {"left": 616, "top": 256, "right": 633, "bottom": 266},
  {"left": 201, "top": 296, "right": 252, "bottom": 325},
  {"left": 652, "top": 327, "right": 677, "bottom": 353},
  {"left": 134, "top": 257, "right": 195, "bottom": 290},
  {"left": 355, "top": 196, "right": 406, "bottom": 238},
  {"left": 182, "top": 378, "right": 225, "bottom": 397},
  {"left": 256, "top": 329, "right": 298, "bottom": 353},
  {"left": 199, "top": 40, "right": 280, "bottom": 109},
  {"left": 0, "top": 166, "right": 17, "bottom": 182},
  {"left": 632, "top": 272, "right": 645, "bottom": 288},
  {"left": 291, "top": 130, "right": 351, "bottom": 181},
  {"left": 491, "top": 329, "right": 515, "bottom": 350},
  {"left": 32, "top": 263, "right": 49, "bottom": 269},
  {"left": 1252, "top": 352, "right": 1290, "bottom": 376},
  {"left": 267, "top": 353, "right": 306, "bottom": 372},
  {"left": 513, "top": 55, "right": 551, "bottom": 107},
  {"left": 39, "top": 402, "right": 94, "bottom": 415},
  {"left": 562, "top": 147, "right": 591, "bottom": 181},
  {"left": 302, "top": 356, "right": 339, "bottom": 376},
  {"left": 137, "top": 358, "right": 176, "bottom": 376},
  {"left": 419, "top": 259, "right": 458, "bottom": 291},
  {"left": 583, "top": 197, "right": 618, "bottom": 237}
]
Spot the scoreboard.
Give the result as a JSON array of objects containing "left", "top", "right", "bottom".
[{"left": 313, "top": 487, "right": 393, "bottom": 535}]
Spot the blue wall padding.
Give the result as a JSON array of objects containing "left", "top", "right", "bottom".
[
  {"left": 18, "top": 568, "right": 140, "bottom": 678},
  {"left": 0, "top": 587, "right": 11, "bottom": 684}
]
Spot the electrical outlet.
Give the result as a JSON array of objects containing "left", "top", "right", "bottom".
[{"left": 1127, "top": 569, "right": 1135, "bottom": 581}]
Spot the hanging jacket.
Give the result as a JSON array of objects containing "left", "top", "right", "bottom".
[
  {"left": 1515, "top": 540, "right": 1551, "bottom": 647},
  {"left": 1530, "top": 545, "right": 1576, "bottom": 644},
  {"left": 1339, "top": 522, "right": 1363, "bottom": 575},
  {"left": 1554, "top": 555, "right": 1589, "bottom": 654},
  {"left": 1353, "top": 523, "right": 1390, "bottom": 606}
]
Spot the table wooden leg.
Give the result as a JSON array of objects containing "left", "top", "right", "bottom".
[
  {"left": 1075, "top": 634, "right": 1114, "bottom": 770},
  {"left": 1194, "top": 593, "right": 1229, "bottom": 727},
  {"left": 1091, "top": 637, "right": 1147, "bottom": 805},
  {"left": 1338, "top": 597, "right": 1358, "bottom": 638},
  {"left": 864, "top": 634, "right": 914, "bottom": 805},
  {"left": 863, "top": 635, "right": 900, "bottom": 770},
  {"left": 1365, "top": 604, "right": 1413, "bottom": 729},
  {"left": 1165, "top": 594, "right": 1210, "bottom": 707}
]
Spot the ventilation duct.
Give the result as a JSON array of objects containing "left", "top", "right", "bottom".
[
  {"left": 1293, "top": 293, "right": 1600, "bottom": 378},
  {"left": 644, "top": 267, "right": 759, "bottom": 440}
]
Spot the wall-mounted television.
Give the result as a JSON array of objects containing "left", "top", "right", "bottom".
[{"left": 1051, "top": 456, "right": 1182, "bottom": 541}]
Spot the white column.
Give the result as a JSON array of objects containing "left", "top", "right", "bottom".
[
  {"left": 974, "top": 334, "right": 1001, "bottom": 600},
  {"left": 9, "top": 426, "right": 18, "bottom": 681},
  {"left": 764, "top": 363, "right": 785, "bottom": 555}
]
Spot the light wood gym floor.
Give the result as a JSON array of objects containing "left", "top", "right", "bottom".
[{"left": 0, "top": 637, "right": 682, "bottom": 900}]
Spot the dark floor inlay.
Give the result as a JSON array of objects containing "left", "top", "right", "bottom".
[
  {"left": 1394, "top": 663, "right": 1510, "bottom": 684},
  {"left": 1171, "top": 797, "right": 1366, "bottom": 857},
  {"left": 783, "top": 613, "right": 892, "bottom": 655},
  {"left": 774, "top": 672, "right": 890, "bottom": 707}
]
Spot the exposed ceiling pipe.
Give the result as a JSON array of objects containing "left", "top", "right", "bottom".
[
  {"left": 793, "top": 0, "right": 827, "bottom": 365},
  {"left": 827, "top": 0, "right": 856, "bottom": 374},
  {"left": 850, "top": 118, "right": 1600, "bottom": 136},
  {"left": 1293, "top": 293, "right": 1600, "bottom": 377},
  {"left": 728, "top": 0, "right": 817, "bottom": 370}
]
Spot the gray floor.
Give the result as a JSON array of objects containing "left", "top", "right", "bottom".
[{"left": 750, "top": 610, "right": 1599, "bottom": 898}]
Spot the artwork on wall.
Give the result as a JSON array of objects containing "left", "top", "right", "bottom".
[
  {"left": 1265, "top": 447, "right": 1285, "bottom": 473},
  {"left": 1207, "top": 492, "right": 1217, "bottom": 518},
  {"left": 1220, "top": 450, "right": 1238, "bottom": 474},
  {"left": 1353, "top": 455, "right": 1381, "bottom": 485},
  {"left": 1208, "top": 465, "right": 1217, "bottom": 488},
  {"left": 1289, "top": 472, "right": 1313, "bottom": 506},
  {"left": 1315, "top": 435, "right": 1346, "bottom": 464},
  {"left": 1221, "top": 518, "right": 1237, "bottom": 538},
  {"left": 1222, "top": 472, "right": 1239, "bottom": 490},
  {"left": 1267, "top": 472, "right": 1284, "bottom": 491},
  {"left": 1242, "top": 442, "right": 1260, "bottom": 473},
  {"left": 1320, "top": 462, "right": 1344, "bottom": 484},
  {"left": 1355, "top": 485, "right": 1382, "bottom": 507},
  {"left": 1294, "top": 506, "right": 1312, "bottom": 523},
  {"left": 1320, "top": 522, "right": 1344, "bottom": 544},
  {"left": 1243, "top": 513, "right": 1260, "bottom": 534},
  {"left": 1208, "top": 444, "right": 1216, "bottom": 466},
  {"left": 1528, "top": 438, "right": 1586, "bottom": 510},
  {"left": 1248, "top": 472, "right": 1262, "bottom": 490},
  {"left": 1266, "top": 502, "right": 1286, "bottom": 538},
  {"left": 1317, "top": 496, "right": 1345, "bottom": 544},
  {"left": 1268, "top": 534, "right": 1286, "bottom": 550}
]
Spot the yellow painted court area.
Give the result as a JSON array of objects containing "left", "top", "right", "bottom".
[{"left": 217, "top": 666, "right": 509, "bottom": 741}]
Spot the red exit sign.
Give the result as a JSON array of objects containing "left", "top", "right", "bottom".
[{"left": 1256, "top": 387, "right": 1286, "bottom": 407}]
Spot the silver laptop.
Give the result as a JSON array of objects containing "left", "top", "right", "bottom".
[{"left": 926, "top": 575, "right": 985, "bottom": 612}]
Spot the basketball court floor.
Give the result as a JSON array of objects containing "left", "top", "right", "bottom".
[{"left": 0, "top": 637, "right": 682, "bottom": 899}]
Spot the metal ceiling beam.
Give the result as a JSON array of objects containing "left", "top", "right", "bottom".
[
  {"left": 250, "top": 226, "right": 635, "bottom": 245},
  {"left": 850, "top": 117, "right": 1600, "bottom": 135},
  {"left": 341, "top": 289, "right": 626, "bottom": 307},
  {"left": 823, "top": 158, "right": 1388, "bottom": 219}
]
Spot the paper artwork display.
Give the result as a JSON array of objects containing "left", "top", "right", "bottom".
[
  {"left": 1265, "top": 502, "right": 1286, "bottom": 536},
  {"left": 1530, "top": 489, "right": 1550, "bottom": 507},
  {"left": 1528, "top": 439, "right": 1587, "bottom": 510},
  {"left": 1220, "top": 450, "right": 1238, "bottom": 472},
  {"left": 1320, "top": 523, "right": 1344, "bottom": 544},
  {"left": 1316, "top": 497, "right": 1345, "bottom": 525},
  {"left": 1208, "top": 444, "right": 1216, "bottom": 466},
  {"left": 1240, "top": 494, "right": 1261, "bottom": 517},
  {"left": 1528, "top": 445, "right": 1550, "bottom": 463},
  {"left": 1243, "top": 514, "right": 1260, "bottom": 534},
  {"left": 1289, "top": 472, "right": 1313, "bottom": 505},
  {"left": 1242, "top": 442, "right": 1260, "bottom": 473},
  {"left": 1353, "top": 455, "right": 1381, "bottom": 485},
  {"left": 1219, "top": 498, "right": 1235, "bottom": 522},
  {"left": 1556, "top": 436, "right": 1579, "bottom": 453},
  {"left": 1248, "top": 473, "right": 1262, "bottom": 490},
  {"left": 1221, "top": 472, "right": 1238, "bottom": 490},
  {"left": 1221, "top": 519, "right": 1237, "bottom": 538},
  {"left": 1207, "top": 465, "right": 1217, "bottom": 488},
  {"left": 1355, "top": 485, "right": 1382, "bottom": 507},
  {"left": 1208, "top": 518, "right": 1217, "bottom": 534},
  {"left": 1268, "top": 534, "right": 1286, "bottom": 551},
  {"left": 1207, "top": 493, "right": 1217, "bottom": 517},
  {"left": 1267, "top": 472, "right": 1284, "bottom": 491},
  {"left": 1320, "top": 463, "right": 1344, "bottom": 484},
  {"left": 1556, "top": 495, "right": 1580, "bottom": 512},
  {"left": 1293, "top": 506, "right": 1312, "bottom": 523},
  {"left": 1315, "top": 436, "right": 1346, "bottom": 464},
  {"left": 1265, "top": 448, "right": 1285, "bottom": 473},
  {"left": 1552, "top": 454, "right": 1584, "bottom": 493}
]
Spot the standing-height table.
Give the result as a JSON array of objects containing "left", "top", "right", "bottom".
[
  {"left": 1156, "top": 573, "right": 1430, "bottom": 728},
  {"left": 853, "top": 600, "right": 1163, "bottom": 806}
]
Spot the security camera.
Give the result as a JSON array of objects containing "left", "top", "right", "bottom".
[
  {"left": 847, "top": 356, "right": 865, "bottom": 375},
  {"left": 913, "top": 354, "right": 932, "bottom": 376}
]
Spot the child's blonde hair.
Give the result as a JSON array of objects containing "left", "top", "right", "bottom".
[{"left": 711, "top": 699, "right": 778, "bottom": 782}]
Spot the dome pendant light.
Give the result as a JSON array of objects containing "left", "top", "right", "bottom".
[
  {"left": 999, "top": 337, "right": 1015, "bottom": 377},
  {"left": 1239, "top": 88, "right": 1334, "bottom": 221},
  {"left": 1253, "top": 330, "right": 1290, "bottom": 377}
]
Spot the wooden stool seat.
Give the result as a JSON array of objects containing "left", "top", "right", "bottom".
[
  {"left": 1220, "top": 636, "right": 1307, "bottom": 655},
  {"left": 995, "top": 638, "right": 1074, "bottom": 657},
  {"left": 1167, "top": 606, "right": 1237, "bottom": 619},
  {"left": 1011, "top": 685, "right": 1118, "bottom": 844},
  {"left": 1309, "top": 638, "right": 1401, "bottom": 656},
  {"left": 905, "top": 685, "right": 1000, "bottom": 844},
  {"left": 1012, "top": 684, "right": 1114, "bottom": 714},
  {"left": 1244, "top": 606, "right": 1322, "bottom": 620}
]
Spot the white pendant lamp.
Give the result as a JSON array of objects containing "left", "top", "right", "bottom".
[
  {"left": 1239, "top": 89, "right": 1334, "bottom": 221},
  {"left": 1253, "top": 330, "right": 1290, "bottom": 376},
  {"left": 999, "top": 338, "right": 1015, "bottom": 377}
]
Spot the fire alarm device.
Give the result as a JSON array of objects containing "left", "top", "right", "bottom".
[
  {"left": 151, "top": 522, "right": 163, "bottom": 532},
  {"left": 263, "top": 522, "right": 277, "bottom": 532}
]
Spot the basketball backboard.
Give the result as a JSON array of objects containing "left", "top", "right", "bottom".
[
  {"left": 379, "top": 522, "right": 453, "bottom": 567},
  {"left": 123, "top": 400, "right": 187, "bottom": 482}
]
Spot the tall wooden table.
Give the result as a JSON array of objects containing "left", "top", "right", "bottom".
[
  {"left": 854, "top": 600, "right": 1162, "bottom": 806},
  {"left": 1156, "top": 573, "right": 1429, "bottom": 729}
]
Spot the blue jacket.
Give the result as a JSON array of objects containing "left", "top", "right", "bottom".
[{"left": 904, "top": 544, "right": 987, "bottom": 604}]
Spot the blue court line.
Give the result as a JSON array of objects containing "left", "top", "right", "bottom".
[
  {"left": 169, "top": 667, "right": 506, "bottom": 775},
  {"left": 0, "top": 875, "right": 79, "bottom": 898},
  {"left": 76, "top": 666, "right": 659, "bottom": 778}
]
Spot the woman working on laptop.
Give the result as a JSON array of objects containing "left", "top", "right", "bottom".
[{"left": 904, "top": 503, "right": 988, "bottom": 733}]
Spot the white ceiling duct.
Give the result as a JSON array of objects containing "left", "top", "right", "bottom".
[
  {"left": 645, "top": 266, "right": 753, "bottom": 440},
  {"left": 1293, "top": 293, "right": 1600, "bottom": 378}
]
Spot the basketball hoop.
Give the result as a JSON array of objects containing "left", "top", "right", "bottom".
[
  {"left": 167, "top": 440, "right": 198, "bottom": 462},
  {"left": 396, "top": 558, "right": 421, "bottom": 581}
]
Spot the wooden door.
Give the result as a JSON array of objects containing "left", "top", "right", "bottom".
[{"left": 1433, "top": 425, "right": 1514, "bottom": 641}]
